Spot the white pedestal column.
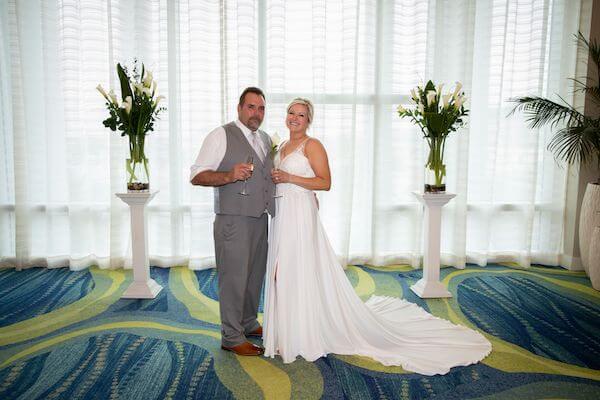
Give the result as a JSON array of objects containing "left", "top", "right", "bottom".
[
  {"left": 116, "top": 191, "right": 162, "bottom": 299},
  {"left": 411, "top": 192, "right": 456, "bottom": 298}
]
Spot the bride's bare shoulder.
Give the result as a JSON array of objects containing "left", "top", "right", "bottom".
[{"left": 305, "top": 137, "right": 326, "bottom": 153}]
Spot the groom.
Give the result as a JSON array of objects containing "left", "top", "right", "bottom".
[{"left": 190, "top": 87, "right": 275, "bottom": 356}]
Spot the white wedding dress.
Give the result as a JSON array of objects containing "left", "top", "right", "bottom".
[{"left": 263, "top": 140, "right": 492, "bottom": 376}]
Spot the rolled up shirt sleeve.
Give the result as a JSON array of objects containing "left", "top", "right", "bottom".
[{"left": 189, "top": 126, "right": 227, "bottom": 182}]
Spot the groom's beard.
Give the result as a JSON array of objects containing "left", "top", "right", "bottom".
[{"left": 247, "top": 117, "right": 262, "bottom": 130}]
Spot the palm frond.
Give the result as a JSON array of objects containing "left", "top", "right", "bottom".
[
  {"left": 508, "top": 96, "right": 585, "bottom": 129},
  {"left": 570, "top": 77, "right": 600, "bottom": 104},
  {"left": 548, "top": 122, "right": 600, "bottom": 165},
  {"left": 577, "top": 31, "right": 600, "bottom": 71}
]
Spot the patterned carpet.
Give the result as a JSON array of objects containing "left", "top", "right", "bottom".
[{"left": 0, "top": 263, "right": 599, "bottom": 399}]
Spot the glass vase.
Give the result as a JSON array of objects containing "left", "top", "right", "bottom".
[
  {"left": 424, "top": 165, "right": 446, "bottom": 193},
  {"left": 126, "top": 157, "right": 150, "bottom": 192},
  {"left": 424, "top": 141, "right": 446, "bottom": 193}
]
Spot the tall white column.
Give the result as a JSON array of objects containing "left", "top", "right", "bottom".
[
  {"left": 411, "top": 192, "right": 456, "bottom": 298},
  {"left": 116, "top": 191, "right": 162, "bottom": 299}
]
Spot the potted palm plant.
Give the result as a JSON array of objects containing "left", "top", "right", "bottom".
[
  {"left": 509, "top": 32, "right": 600, "bottom": 289},
  {"left": 97, "top": 61, "right": 166, "bottom": 191}
]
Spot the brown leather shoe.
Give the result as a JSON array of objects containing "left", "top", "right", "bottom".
[
  {"left": 221, "top": 341, "right": 264, "bottom": 356},
  {"left": 246, "top": 326, "right": 263, "bottom": 338}
]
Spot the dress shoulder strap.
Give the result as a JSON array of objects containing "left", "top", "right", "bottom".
[{"left": 297, "top": 137, "right": 311, "bottom": 154}]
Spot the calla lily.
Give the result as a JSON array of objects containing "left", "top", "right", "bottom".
[
  {"left": 270, "top": 132, "right": 281, "bottom": 146},
  {"left": 410, "top": 88, "right": 417, "bottom": 101},
  {"left": 452, "top": 81, "right": 463, "bottom": 98},
  {"left": 454, "top": 96, "right": 464, "bottom": 110},
  {"left": 417, "top": 103, "right": 425, "bottom": 114},
  {"left": 96, "top": 84, "right": 109, "bottom": 100},
  {"left": 153, "top": 95, "right": 165, "bottom": 107},
  {"left": 436, "top": 84, "right": 444, "bottom": 96},
  {"left": 133, "top": 83, "right": 144, "bottom": 94},
  {"left": 143, "top": 70, "right": 153, "bottom": 88},
  {"left": 152, "top": 81, "right": 157, "bottom": 93},
  {"left": 426, "top": 91, "right": 436, "bottom": 107},
  {"left": 397, "top": 104, "right": 406, "bottom": 113},
  {"left": 122, "top": 96, "right": 132, "bottom": 115},
  {"left": 442, "top": 94, "right": 452, "bottom": 108},
  {"left": 108, "top": 89, "right": 118, "bottom": 105}
]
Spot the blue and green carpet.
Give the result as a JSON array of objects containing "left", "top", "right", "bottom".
[{"left": 0, "top": 263, "right": 599, "bottom": 399}]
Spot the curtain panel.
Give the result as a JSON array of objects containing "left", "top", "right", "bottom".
[{"left": 0, "top": 0, "right": 592, "bottom": 270}]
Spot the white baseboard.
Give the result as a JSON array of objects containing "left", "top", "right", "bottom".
[{"left": 559, "top": 254, "right": 584, "bottom": 271}]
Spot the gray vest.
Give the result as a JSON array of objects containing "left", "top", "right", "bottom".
[{"left": 214, "top": 122, "right": 276, "bottom": 217}]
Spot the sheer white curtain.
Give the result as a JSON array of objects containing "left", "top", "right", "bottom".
[{"left": 0, "top": 0, "right": 591, "bottom": 270}]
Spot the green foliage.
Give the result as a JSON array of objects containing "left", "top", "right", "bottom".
[{"left": 116, "top": 63, "right": 133, "bottom": 102}]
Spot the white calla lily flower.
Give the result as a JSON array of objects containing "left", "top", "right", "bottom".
[
  {"left": 96, "top": 84, "right": 109, "bottom": 100},
  {"left": 271, "top": 132, "right": 281, "bottom": 146},
  {"left": 452, "top": 81, "right": 463, "bottom": 98},
  {"left": 153, "top": 95, "right": 165, "bottom": 107},
  {"left": 454, "top": 96, "right": 464, "bottom": 110},
  {"left": 426, "top": 91, "right": 436, "bottom": 107},
  {"left": 436, "top": 84, "right": 444, "bottom": 96},
  {"left": 410, "top": 88, "right": 417, "bottom": 101},
  {"left": 442, "top": 94, "right": 452, "bottom": 108},
  {"left": 122, "top": 96, "right": 132, "bottom": 115},
  {"left": 143, "top": 70, "right": 153, "bottom": 88},
  {"left": 133, "top": 83, "right": 144, "bottom": 94},
  {"left": 108, "top": 89, "right": 118, "bottom": 105}
]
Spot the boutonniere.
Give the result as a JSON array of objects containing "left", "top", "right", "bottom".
[{"left": 270, "top": 132, "right": 281, "bottom": 158}]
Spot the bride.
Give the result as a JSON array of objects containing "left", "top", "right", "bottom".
[{"left": 263, "top": 98, "right": 491, "bottom": 376}]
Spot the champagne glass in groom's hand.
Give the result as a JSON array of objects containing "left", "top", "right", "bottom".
[{"left": 239, "top": 155, "right": 254, "bottom": 196}]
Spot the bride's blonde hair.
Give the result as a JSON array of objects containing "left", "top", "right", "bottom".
[{"left": 287, "top": 97, "right": 314, "bottom": 125}]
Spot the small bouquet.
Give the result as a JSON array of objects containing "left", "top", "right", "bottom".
[{"left": 270, "top": 132, "right": 282, "bottom": 158}]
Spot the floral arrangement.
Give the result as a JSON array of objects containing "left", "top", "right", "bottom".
[
  {"left": 97, "top": 61, "right": 166, "bottom": 190},
  {"left": 397, "top": 80, "right": 468, "bottom": 192}
]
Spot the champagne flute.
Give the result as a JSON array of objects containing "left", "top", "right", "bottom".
[
  {"left": 272, "top": 168, "right": 283, "bottom": 198},
  {"left": 239, "top": 155, "right": 254, "bottom": 196}
]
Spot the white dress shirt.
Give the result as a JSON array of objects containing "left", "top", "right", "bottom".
[{"left": 190, "top": 119, "right": 268, "bottom": 182}]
